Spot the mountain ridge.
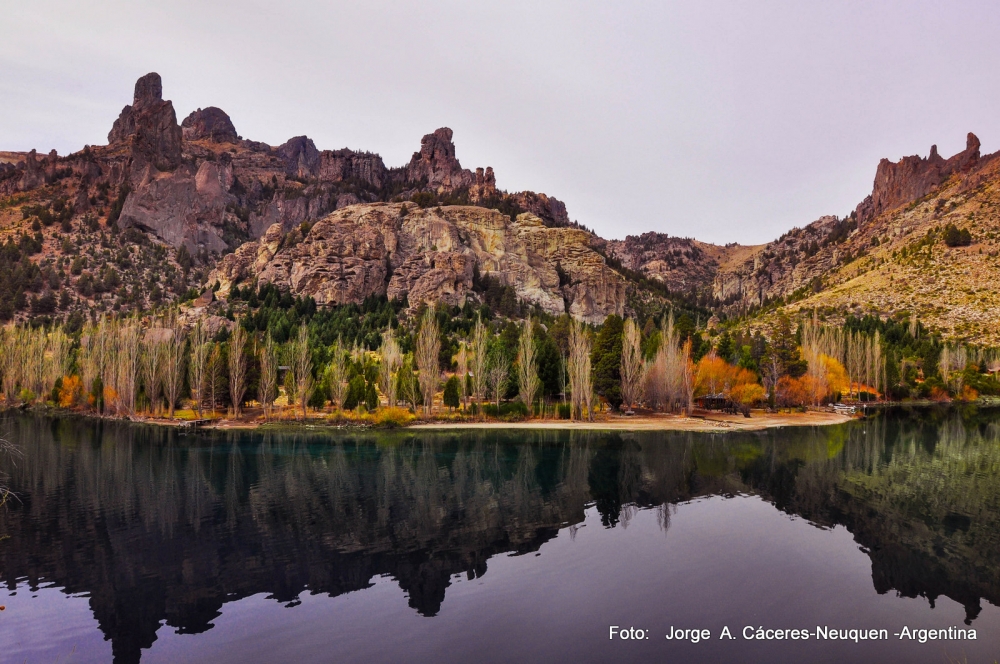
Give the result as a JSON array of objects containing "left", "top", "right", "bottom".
[{"left": 2, "top": 72, "right": 999, "bottom": 340}]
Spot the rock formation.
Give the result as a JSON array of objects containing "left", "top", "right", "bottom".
[
  {"left": 209, "top": 203, "right": 626, "bottom": 323},
  {"left": 108, "top": 72, "right": 183, "bottom": 174},
  {"left": 855, "top": 133, "right": 981, "bottom": 225},
  {"left": 405, "top": 127, "right": 474, "bottom": 190},
  {"left": 181, "top": 107, "right": 239, "bottom": 142}
]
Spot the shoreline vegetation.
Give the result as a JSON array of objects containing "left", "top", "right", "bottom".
[{"left": 2, "top": 283, "right": 997, "bottom": 437}]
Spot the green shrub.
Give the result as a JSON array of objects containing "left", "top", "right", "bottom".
[
  {"left": 943, "top": 223, "right": 972, "bottom": 247},
  {"left": 482, "top": 401, "right": 529, "bottom": 419}
]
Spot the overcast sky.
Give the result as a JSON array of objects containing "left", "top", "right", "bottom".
[{"left": 2, "top": 1, "right": 999, "bottom": 244}]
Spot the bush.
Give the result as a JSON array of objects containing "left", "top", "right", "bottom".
[
  {"left": 482, "top": 401, "right": 529, "bottom": 419},
  {"left": 943, "top": 223, "right": 972, "bottom": 247},
  {"left": 557, "top": 403, "right": 571, "bottom": 419},
  {"left": 373, "top": 406, "right": 416, "bottom": 428}
]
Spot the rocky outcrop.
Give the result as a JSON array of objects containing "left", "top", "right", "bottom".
[
  {"left": 855, "top": 133, "right": 981, "bottom": 225},
  {"left": 277, "top": 136, "right": 320, "bottom": 179},
  {"left": 208, "top": 203, "right": 626, "bottom": 323},
  {"left": 318, "top": 149, "right": 388, "bottom": 189},
  {"left": 108, "top": 72, "right": 183, "bottom": 174},
  {"left": 181, "top": 107, "right": 239, "bottom": 142},
  {"left": 16, "top": 149, "right": 60, "bottom": 191},
  {"left": 512, "top": 191, "right": 570, "bottom": 227},
  {"left": 405, "top": 128, "right": 474, "bottom": 190},
  {"left": 468, "top": 166, "right": 497, "bottom": 201},
  {"left": 208, "top": 223, "right": 285, "bottom": 291},
  {"left": 3, "top": 72, "right": 622, "bottom": 323},
  {"left": 605, "top": 232, "right": 723, "bottom": 294}
]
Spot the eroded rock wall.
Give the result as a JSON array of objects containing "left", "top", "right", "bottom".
[{"left": 208, "top": 203, "right": 626, "bottom": 323}]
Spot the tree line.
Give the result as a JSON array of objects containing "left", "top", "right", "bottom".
[{"left": 2, "top": 290, "right": 996, "bottom": 423}]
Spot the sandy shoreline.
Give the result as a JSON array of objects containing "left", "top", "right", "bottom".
[
  {"left": 407, "top": 410, "right": 852, "bottom": 432},
  {"left": 38, "top": 408, "right": 853, "bottom": 433}
]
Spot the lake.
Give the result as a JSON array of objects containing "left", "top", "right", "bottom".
[{"left": 1, "top": 407, "right": 1000, "bottom": 663}]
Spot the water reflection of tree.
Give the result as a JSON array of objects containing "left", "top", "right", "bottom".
[{"left": 3, "top": 410, "right": 1000, "bottom": 660}]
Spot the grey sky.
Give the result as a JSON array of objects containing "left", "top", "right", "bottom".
[{"left": 2, "top": 1, "right": 999, "bottom": 245}]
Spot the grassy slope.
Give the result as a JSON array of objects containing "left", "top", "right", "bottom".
[{"left": 778, "top": 156, "right": 1000, "bottom": 342}]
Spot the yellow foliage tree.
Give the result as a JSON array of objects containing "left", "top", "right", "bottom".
[
  {"left": 820, "top": 354, "right": 849, "bottom": 397},
  {"left": 694, "top": 353, "right": 730, "bottom": 396},
  {"left": 58, "top": 375, "right": 83, "bottom": 408}
]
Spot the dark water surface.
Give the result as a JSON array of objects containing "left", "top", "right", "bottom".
[{"left": 2, "top": 408, "right": 1000, "bottom": 663}]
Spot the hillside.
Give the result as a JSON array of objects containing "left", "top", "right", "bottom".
[{"left": 602, "top": 133, "right": 1000, "bottom": 342}]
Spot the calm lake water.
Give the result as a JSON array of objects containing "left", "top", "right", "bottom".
[{"left": 2, "top": 408, "right": 1000, "bottom": 663}]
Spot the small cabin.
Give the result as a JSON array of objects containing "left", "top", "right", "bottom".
[{"left": 695, "top": 393, "right": 734, "bottom": 412}]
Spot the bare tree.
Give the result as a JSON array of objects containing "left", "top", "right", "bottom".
[
  {"left": 456, "top": 340, "right": 469, "bottom": 410},
  {"left": 762, "top": 352, "right": 782, "bottom": 406},
  {"left": 326, "top": 336, "right": 348, "bottom": 410},
  {"left": 568, "top": 319, "right": 593, "bottom": 420},
  {"left": 397, "top": 355, "right": 421, "bottom": 412},
  {"left": 26, "top": 325, "right": 47, "bottom": 403},
  {"left": 46, "top": 327, "right": 72, "bottom": 395},
  {"left": 163, "top": 313, "right": 185, "bottom": 419},
  {"left": 77, "top": 320, "right": 105, "bottom": 410},
  {"left": 113, "top": 317, "right": 142, "bottom": 416},
  {"left": 620, "top": 318, "right": 645, "bottom": 411},
  {"left": 293, "top": 325, "right": 312, "bottom": 419},
  {"left": 470, "top": 315, "right": 488, "bottom": 410},
  {"left": 487, "top": 348, "right": 509, "bottom": 410},
  {"left": 142, "top": 328, "right": 166, "bottom": 415},
  {"left": 208, "top": 342, "right": 224, "bottom": 415},
  {"left": 228, "top": 323, "right": 248, "bottom": 417},
  {"left": 680, "top": 339, "right": 695, "bottom": 415},
  {"left": 415, "top": 307, "right": 441, "bottom": 414},
  {"left": 871, "top": 330, "right": 884, "bottom": 399},
  {"left": 378, "top": 327, "right": 402, "bottom": 407},
  {"left": 188, "top": 322, "right": 209, "bottom": 417},
  {"left": 258, "top": 332, "right": 278, "bottom": 419},
  {"left": 1, "top": 326, "right": 26, "bottom": 404},
  {"left": 516, "top": 319, "right": 540, "bottom": 414}
]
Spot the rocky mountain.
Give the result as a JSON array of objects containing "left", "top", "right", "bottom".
[
  {"left": 600, "top": 132, "right": 1000, "bottom": 341},
  {"left": 5, "top": 71, "right": 1000, "bottom": 338},
  {"left": 0, "top": 73, "right": 598, "bottom": 322}
]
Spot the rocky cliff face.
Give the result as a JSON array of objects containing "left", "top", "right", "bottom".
[
  {"left": 12, "top": 72, "right": 1000, "bottom": 333},
  {"left": 854, "top": 133, "right": 981, "bottom": 225},
  {"left": 208, "top": 203, "right": 626, "bottom": 323},
  {"left": 710, "top": 216, "right": 845, "bottom": 308}
]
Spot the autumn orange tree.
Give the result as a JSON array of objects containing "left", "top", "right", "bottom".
[{"left": 694, "top": 352, "right": 765, "bottom": 408}]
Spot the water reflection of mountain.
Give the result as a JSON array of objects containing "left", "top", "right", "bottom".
[{"left": 0, "top": 408, "right": 998, "bottom": 663}]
